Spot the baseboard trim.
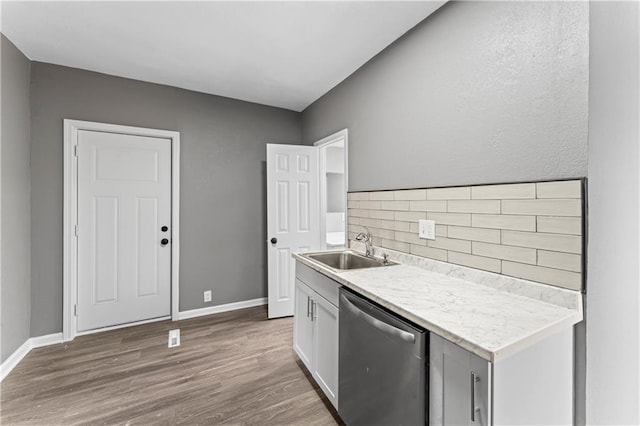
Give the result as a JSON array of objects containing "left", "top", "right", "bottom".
[
  {"left": 177, "top": 297, "right": 267, "bottom": 321},
  {"left": 31, "top": 332, "right": 63, "bottom": 348},
  {"left": 1, "top": 333, "right": 63, "bottom": 382}
]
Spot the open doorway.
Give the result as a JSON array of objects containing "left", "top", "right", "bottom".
[{"left": 315, "top": 129, "right": 348, "bottom": 250}]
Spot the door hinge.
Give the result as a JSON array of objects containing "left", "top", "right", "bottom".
[
  {"left": 74, "top": 225, "right": 78, "bottom": 237},
  {"left": 74, "top": 304, "right": 77, "bottom": 316}
]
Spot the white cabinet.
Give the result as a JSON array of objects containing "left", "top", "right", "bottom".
[
  {"left": 293, "top": 279, "right": 314, "bottom": 369},
  {"left": 431, "top": 328, "right": 574, "bottom": 426},
  {"left": 293, "top": 263, "right": 339, "bottom": 409},
  {"left": 311, "top": 293, "right": 339, "bottom": 405},
  {"left": 430, "top": 334, "right": 491, "bottom": 426}
]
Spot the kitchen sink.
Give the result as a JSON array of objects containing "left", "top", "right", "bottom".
[{"left": 305, "top": 251, "right": 396, "bottom": 270}]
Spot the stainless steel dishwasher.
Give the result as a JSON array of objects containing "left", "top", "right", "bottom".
[{"left": 339, "top": 287, "right": 428, "bottom": 426}]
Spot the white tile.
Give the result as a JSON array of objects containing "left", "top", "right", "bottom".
[
  {"left": 358, "top": 200, "right": 382, "bottom": 210},
  {"left": 380, "top": 200, "right": 410, "bottom": 211},
  {"left": 369, "top": 210, "right": 395, "bottom": 220},
  {"left": 410, "top": 244, "right": 448, "bottom": 262},
  {"left": 369, "top": 191, "right": 395, "bottom": 201},
  {"left": 447, "top": 226, "right": 500, "bottom": 243},
  {"left": 394, "top": 189, "right": 427, "bottom": 200},
  {"left": 538, "top": 251, "right": 582, "bottom": 272},
  {"left": 379, "top": 220, "right": 410, "bottom": 232},
  {"left": 471, "top": 183, "right": 536, "bottom": 200},
  {"left": 502, "top": 199, "right": 582, "bottom": 216},
  {"left": 348, "top": 217, "right": 360, "bottom": 226},
  {"left": 448, "top": 252, "right": 501, "bottom": 273},
  {"left": 502, "top": 261, "right": 582, "bottom": 291},
  {"left": 428, "top": 236, "right": 471, "bottom": 253},
  {"left": 471, "top": 214, "right": 536, "bottom": 231},
  {"left": 426, "top": 186, "right": 471, "bottom": 200},
  {"left": 395, "top": 211, "right": 427, "bottom": 222},
  {"left": 427, "top": 212, "right": 472, "bottom": 226},
  {"left": 395, "top": 231, "right": 427, "bottom": 246},
  {"left": 536, "top": 180, "right": 582, "bottom": 199},
  {"left": 358, "top": 218, "right": 382, "bottom": 228},
  {"left": 409, "top": 200, "right": 447, "bottom": 212},
  {"left": 370, "top": 227, "right": 395, "bottom": 240},
  {"left": 472, "top": 242, "right": 537, "bottom": 265},
  {"left": 380, "top": 239, "right": 410, "bottom": 253},
  {"left": 348, "top": 192, "right": 370, "bottom": 201},
  {"left": 348, "top": 208, "right": 369, "bottom": 218},
  {"left": 447, "top": 200, "right": 501, "bottom": 214},
  {"left": 537, "top": 216, "right": 582, "bottom": 235},
  {"left": 501, "top": 230, "right": 582, "bottom": 254}
]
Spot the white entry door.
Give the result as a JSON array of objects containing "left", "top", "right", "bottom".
[
  {"left": 77, "top": 130, "right": 172, "bottom": 331},
  {"left": 267, "top": 144, "right": 320, "bottom": 318}
]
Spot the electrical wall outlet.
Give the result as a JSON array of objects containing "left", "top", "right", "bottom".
[
  {"left": 418, "top": 219, "right": 436, "bottom": 240},
  {"left": 204, "top": 290, "right": 212, "bottom": 303},
  {"left": 168, "top": 329, "right": 180, "bottom": 348}
]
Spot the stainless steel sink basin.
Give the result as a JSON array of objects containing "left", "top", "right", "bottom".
[{"left": 305, "top": 251, "right": 396, "bottom": 270}]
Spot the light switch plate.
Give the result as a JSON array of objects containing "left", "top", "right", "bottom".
[
  {"left": 418, "top": 219, "right": 436, "bottom": 240},
  {"left": 168, "top": 329, "right": 180, "bottom": 348}
]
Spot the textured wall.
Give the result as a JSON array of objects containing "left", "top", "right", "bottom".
[
  {"left": 302, "top": 1, "right": 589, "bottom": 191},
  {"left": 587, "top": 2, "right": 640, "bottom": 424},
  {"left": 1, "top": 35, "right": 32, "bottom": 362},
  {"left": 30, "top": 63, "right": 301, "bottom": 336}
]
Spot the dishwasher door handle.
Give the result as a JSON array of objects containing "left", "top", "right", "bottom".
[{"left": 341, "top": 294, "right": 416, "bottom": 343}]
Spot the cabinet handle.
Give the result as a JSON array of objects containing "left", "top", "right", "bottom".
[
  {"left": 306, "top": 296, "right": 311, "bottom": 318},
  {"left": 471, "top": 371, "right": 479, "bottom": 422},
  {"left": 311, "top": 300, "right": 317, "bottom": 322}
]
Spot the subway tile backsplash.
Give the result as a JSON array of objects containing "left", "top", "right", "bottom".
[{"left": 348, "top": 179, "right": 585, "bottom": 291}]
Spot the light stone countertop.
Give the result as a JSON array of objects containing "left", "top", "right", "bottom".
[{"left": 293, "top": 246, "right": 583, "bottom": 362}]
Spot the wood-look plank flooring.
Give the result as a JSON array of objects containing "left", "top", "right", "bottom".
[{"left": 1, "top": 306, "right": 343, "bottom": 425}]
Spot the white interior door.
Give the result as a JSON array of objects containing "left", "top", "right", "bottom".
[
  {"left": 77, "top": 130, "right": 171, "bottom": 331},
  {"left": 267, "top": 144, "right": 319, "bottom": 318}
]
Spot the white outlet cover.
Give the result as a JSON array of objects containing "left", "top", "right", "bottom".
[
  {"left": 168, "top": 329, "right": 180, "bottom": 348},
  {"left": 204, "top": 290, "right": 212, "bottom": 302},
  {"left": 418, "top": 219, "right": 436, "bottom": 240}
]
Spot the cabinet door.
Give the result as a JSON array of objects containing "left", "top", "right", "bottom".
[
  {"left": 430, "top": 334, "right": 491, "bottom": 426},
  {"left": 312, "top": 295, "right": 339, "bottom": 409},
  {"left": 293, "top": 279, "right": 314, "bottom": 370}
]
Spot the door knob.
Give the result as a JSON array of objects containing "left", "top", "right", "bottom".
[
  {"left": 161, "top": 238, "right": 169, "bottom": 246},
  {"left": 161, "top": 226, "right": 168, "bottom": 232},
  {"left": 270, "top": 237, "right": 278, "bottom": 244}
]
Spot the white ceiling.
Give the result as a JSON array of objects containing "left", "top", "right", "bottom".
[{"left": 1, "top": 1, "right": 445, "bottom": 112}]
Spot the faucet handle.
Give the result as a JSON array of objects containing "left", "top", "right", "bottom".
[{"left": 382, "top": 253, "right": 389, "bottom": 264}]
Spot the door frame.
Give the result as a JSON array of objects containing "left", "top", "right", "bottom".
[
  {"left": 63, "top": 119, "right": 181, "bottom": 342},
  {"left": 314, "top": 129, "right": 348, "bottom": 249}
]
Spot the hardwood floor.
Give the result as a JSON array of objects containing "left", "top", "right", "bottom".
[{"left": 1, "top": 306, "right": 343, "bottom": 425}]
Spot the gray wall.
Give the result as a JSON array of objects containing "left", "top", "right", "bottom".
[
  {"left": 1, "top": 35, "right": 32, "bottom": 362},
  {"left": 30, "top": 63, "right": 301, "bottom": 336},
  {"left": 302, "top": 1, "right": 589, "bottom": 191},
  {"left": 587, "top": 2, "right": 639, "bottom": 424}
]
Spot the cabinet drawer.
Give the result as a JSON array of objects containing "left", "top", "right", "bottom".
[{"left": 295, "top": 262, "right": 339, "bottom": 307}]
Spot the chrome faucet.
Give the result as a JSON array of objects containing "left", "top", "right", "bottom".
[{"left": 355, "top": 226, "right": 373, "bottom": 257}]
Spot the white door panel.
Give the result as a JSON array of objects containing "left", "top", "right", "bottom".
[
  {"left": 77, "top": 130, "right": 171, "bottom": 331},
  {"left": 267, "top": 144, "right": 319, "bottom": 318}
]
